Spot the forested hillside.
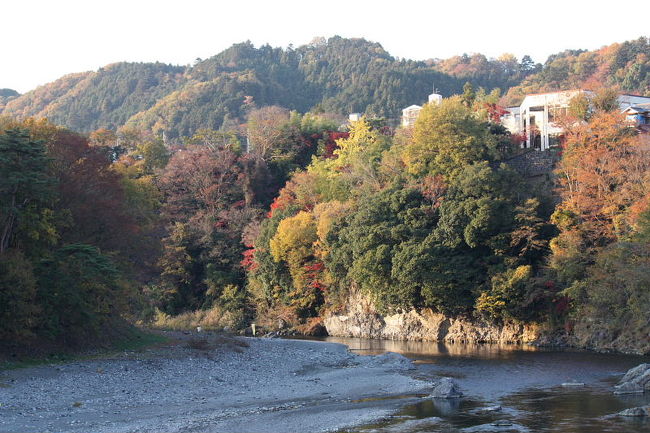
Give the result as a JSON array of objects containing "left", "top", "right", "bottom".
[
  {"left": 0, "top": 89, "right": 20, "bottom": 110},
  {"left": 2, "top": 64, "right": 185, "bottom": 132},
  {"left": 5, "top": 37, "right": 649, "bottom": 140},
  {"left": 243, "top": 91, "right": 650, "bottom": 354},
  {"left": 432, "top": 52, "right": 541, "bottom": 92},
  {"left": 504, "top": 37, "right": 650, "bottom": 104},
  {"left": 0, "top": 109, "right": 344, "bottom": 349},
  {"left": 1, "top": 37, "right": 537, "bottom": 138}
]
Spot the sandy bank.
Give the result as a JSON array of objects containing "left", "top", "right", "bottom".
[{"left": 0, "top": 335, "right": 431, "bottom": 433}]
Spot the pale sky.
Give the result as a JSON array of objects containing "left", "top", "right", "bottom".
[{"left": 3, "top": 0, "right": 648, "bottom": 93}]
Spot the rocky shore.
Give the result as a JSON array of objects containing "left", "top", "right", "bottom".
[
  {"left": 323, "top": 293, "right": 649, "bottom": 355},
  {"left": 323, "top": 293, "right": 541, "bottom": 345},
  {"left": 0, "top": 333, "right": 430, "bottom": 433}
]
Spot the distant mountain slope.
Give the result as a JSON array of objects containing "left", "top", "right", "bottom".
[
  {"left": 2, "top": 73, "right": 90, "bottom": 117},
  {"left": 3, "top": 63, "right": 186, "bottom": 131},
  {"left": 4, "top": 36, "right": 649, "bottom": 137},
  {"left": 126, "top": 38, "right": 476, "bottom": 138},
  {"left": 432, "top": 52, "right": 541, "bottom": 92},
  {"left": 0, "top": 88, "right": 20, "bottom": 110},
  {"left": 0, "top": 37, "right": 529, "bottom": 137},
  {"left": 503, "top": 36, "right": 650, "bottom": 104},
  {"left": 125, "top": 42, "right": 320, "bottom": 136},
  {"left": 297, "top": 36, "right": 466, "bottom": 117}
]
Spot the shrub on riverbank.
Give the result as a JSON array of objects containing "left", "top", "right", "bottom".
[{"left": 149, "top": 304, "right": 244, "bottom": 331}]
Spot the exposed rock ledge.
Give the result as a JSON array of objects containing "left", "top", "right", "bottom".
[{"left": 323, "top": 293, "right": 541, "bottom": 344}]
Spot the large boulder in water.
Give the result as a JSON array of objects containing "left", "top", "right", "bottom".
[
  {"left": 614, "top": 363, "right": 650, "bottom": 394},
  {"left": 431, "top": 377, "right": 463, "bottom": 399}
]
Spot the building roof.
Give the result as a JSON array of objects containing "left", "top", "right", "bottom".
[
  {"left": 521, "top": 89, "right": 583, "bottom": 97},
  {"left": 504, "top": 106, "right": 520, "bottom": 113},
  {"left": 518, "top": 89, "right": 650, "bottom": 99},
  {"left": 623, "top": 103, "right": 650, "bottom": 113}
]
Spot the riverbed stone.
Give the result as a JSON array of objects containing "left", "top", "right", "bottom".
[
  {"left": 614, "top": 363, "right": 650, "bottom": 394},
  {"left": 492, "top": 420, "right": 513, "bottom": 426},
  {"left": 561, "top": 382, "right": 585, "bottom": 387},
  {"left": 617, "top": 406, "right": 649, "bottom": 417},
  {"left": 365, "top": 351, "right": 416, "bottom": 370},
  {"left": 431, "top": 377, "right": 462, "bottom": 399}
]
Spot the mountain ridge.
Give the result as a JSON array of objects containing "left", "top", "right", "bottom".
[{"left": 2, "top": 36, "right": 649, "bottom": 137}]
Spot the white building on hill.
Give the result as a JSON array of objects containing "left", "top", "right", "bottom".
[
  {"left": 401, "top": 86, "right": 443, "bottom": 127},
  {"left": 501, "top": 90, "right": 650, "bottom": 151},
  {"left": 401, "top": 105, "right": 422, "bottom": 127}
]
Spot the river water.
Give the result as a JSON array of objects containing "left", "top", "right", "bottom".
[{"left": 320, "top": 337, "right": 650, "bottom": 433}]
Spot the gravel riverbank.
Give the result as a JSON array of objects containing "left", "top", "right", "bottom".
[{"left": 0, "top": 334, "right": 431, "bottom": 432}]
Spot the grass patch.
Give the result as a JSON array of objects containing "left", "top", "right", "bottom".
[
  {"left": 0, "top": 352, "right": 76, "bottom": 371},
  {"left": 110, "top": 327, "right": 169, "bottom": 352},
  {"left": 184, "top": 333, "right": 250, "bottom": 354},
  {"left": 185, "top": 338, "right": 213, "bottom": 351},
  {"left": 0, "top": 327, "right": 169, "bottom": 371}
]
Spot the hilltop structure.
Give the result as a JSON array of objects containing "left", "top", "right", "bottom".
[
  {"left": 501, "top": 90, "right": 650, "bottom": 151},
  {"left": 401, "top": 86, "right": 443, "bottom": 127}
]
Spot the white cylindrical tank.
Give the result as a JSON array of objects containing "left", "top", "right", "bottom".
[{"left": 428, "top": 93, "right": 442, "bottom": 105}]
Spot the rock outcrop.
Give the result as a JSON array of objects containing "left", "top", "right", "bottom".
[
  {"left": 431, "top": 377, "right": 463, "bottom": 399},
  {"left": 614, "top": 364, "right": 650, "bottom": 394},
  {"left": 323, "top": 292, "right": 541, "bottom": 344},
  {"left": 322, "top": 292, "right": 647, "bottom": 355},
  {"left": 616, "top": 407, "right": 649, "bottom": 417}
]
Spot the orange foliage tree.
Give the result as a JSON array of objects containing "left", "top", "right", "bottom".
[{"left": 555, "top": 111, "right": 650, "bottom": 244}]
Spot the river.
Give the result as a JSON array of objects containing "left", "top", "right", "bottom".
[{"left": 317, "top": 337, "right": 650, "bottom": 432}]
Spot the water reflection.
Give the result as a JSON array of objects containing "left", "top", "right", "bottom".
[
  {"left": 501, "top": 388, "right": 650, "bottom": 433},
  {"left": 323, "top": 336, "right": 538, "bottom": 359},
  {"left": 322, "top": 337, "right": 650, "bottom": 433}
]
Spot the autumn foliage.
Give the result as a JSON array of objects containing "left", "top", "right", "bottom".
[{"left": 555, "top": 112, "right": 649, "bottom": 243}]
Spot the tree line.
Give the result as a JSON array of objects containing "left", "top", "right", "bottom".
[{"left": 0, "top": 109, "right": 341, "bottom": 348}]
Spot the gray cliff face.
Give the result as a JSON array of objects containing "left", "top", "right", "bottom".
[{"left": 323, "top": 293, "right": 541, "bottom": 344}]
